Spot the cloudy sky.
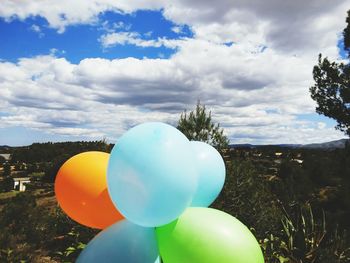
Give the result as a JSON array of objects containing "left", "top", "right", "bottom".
[{"left": 0, "top": 0, "right": 349, "bottom": 146}]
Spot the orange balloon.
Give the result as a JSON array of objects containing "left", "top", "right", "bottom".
[{"left": 55, "top": 151, "right": 123, "bottom": 229}]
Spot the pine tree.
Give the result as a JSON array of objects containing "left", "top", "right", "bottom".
[
  {"left": 310, "top": 10, "right": 350, "bottom": 136},
  {"left": 177, "top": 101, "right": 229, "bottom": 150}
]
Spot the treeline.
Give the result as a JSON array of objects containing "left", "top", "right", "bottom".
[
  {"left": 9, "top": 141, "right": 113, "bottom": 163},
  {"left": 3, "top": 141, "right": 113, "bottom": 183}
]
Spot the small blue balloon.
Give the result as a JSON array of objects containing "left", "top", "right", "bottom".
[
  {"left": 108, "top": 122, "right": 198, "bottom": 227},
  {"left": 76, "top": 220, "right": 160, "bottom": 263},
  {"left": 190, "top": 141, "right": 226, "bottom": 207}
]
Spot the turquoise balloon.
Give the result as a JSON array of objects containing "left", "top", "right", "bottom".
[
  {"left": 76, "top": 220, "right": 160, "bottom": 263},
  {"left": 190, "top": 141, "right": 226, "bottom": 207},
  {"left": 107, "top": 122, "right": 198, "bottom": 227}
]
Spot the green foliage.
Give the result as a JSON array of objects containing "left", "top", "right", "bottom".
[
  {"left": 10, "top": 140, "right": 111, "bottom": 164},
  {"left": 310, "top": 55, "right": 350, "bottom": 136},
  {"left": 177, "top": 101, "right": 229, "bottom": 150},
  {"left": 277, "top": 160, "right": 313, "bottom": 203},
  {"left": 226, "top": 145, "right": 350, "bottom": 261},
  {"left": 0, "top": 176, "right": 13, "bottom": 192},
  {"left": 2, "top": 162, "right": 11, "bottom": 177},
  {"left": 42, "top": 153, "right": 72, "bottom": 183},
  {"left": 263, "top": 204, "right": 350, "bottom": 263},
  {"left": 319, "top": 227, "right": 350, "bottom": 262},
  {"left": 274, "top": 147, "right": 350, "bottom": 232},
  {"left": 261, "top": 233, "right": 290, "bottom": 263},
  {"left": 0, "top": 192, "right": 97, "bottom": 262},
  {"left": 279, "top": 204, "right": 326, "bottom": 262},
  {"left": 28, "top": 172, "right": 45, "bottom": 181},
  {"left": 212, "top": 159, "right": 282, "bottom": 238},
  {"left": 55, "top": 229, "right": 87, "bottom": 262},
  {"left": 0, "top": 155, "right": 5, "bottom": 165},
  {"left": 8, "top": 140, "right": 111, "bottom": 183},
  {"left": 310, "top": 10, "right": 350, "bottom": 137},
  {"left": 0, "top": 191, "right": 18, "bottom": 200},
  {"left": 0, "top": 162, "right": 13, "bottom": 192}
]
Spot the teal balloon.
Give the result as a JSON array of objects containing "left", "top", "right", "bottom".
[
  {"left": 190, "top": 141, "right": 225, "bottom": 207},
  {"left": 76, "top": 220, "right": 160, "bottom": 263},
  {"left": 107, "top": 122, "right": 198, "bottom": 227}
]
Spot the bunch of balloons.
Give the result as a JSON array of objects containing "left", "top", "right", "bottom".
[{"left": 55, "top": 122, "right": 264, "bottom": 263}]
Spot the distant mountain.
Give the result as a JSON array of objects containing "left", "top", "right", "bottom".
[
  {"left": 229, "top": 144, "right": 254, "bottom": 148},
  {"left": 301, "top": 139, "right": 349, "bottom": 149},
  {"left": 230, "top": 139, "right": 348, "bottom": 149}
]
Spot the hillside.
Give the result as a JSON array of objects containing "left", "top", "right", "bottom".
[
  {"left": 231, "top": 138, "right": 348, "bottom": 149},
  {"left": 0, "top": 140, "right": 350, "bottom": 262}
]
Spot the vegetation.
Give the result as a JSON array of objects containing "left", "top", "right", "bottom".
[
  {"left": 0, "top": 191, "right": 97, "bottom": 262},
  {"left": 0, "top": 140, "right": 349, "bottom": 262},
  {"left": 310, "top": 10, "right": 350, "bottom": 136},
  {"left": 10, "top": 140, "right": 111, "bottom": 183},
  {"left": 0, "top": 140, "right": 110, "bottom": 261},
  {"left": 177, "top": 101, "right": 229, "bottom": 150},
  {"left": 0, "top": 155, "right": 5, "bottom": 165},
  {"left": 213, "top": 159, "right": 282, "bottom": 237},
  {"left": 217, "top": 145, "right": 350, "bottom": 262}
]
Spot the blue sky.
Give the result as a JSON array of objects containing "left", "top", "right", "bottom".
[
  {"left": 0, "top": 1, "right": 348, "bottom": 146},
  {"left": 0, "top": 11, "right": 192, "bottom": 63}
]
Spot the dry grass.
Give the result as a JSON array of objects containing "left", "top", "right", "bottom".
[{"left": 0, "top": 191, "right": 19, "bottom": 200}]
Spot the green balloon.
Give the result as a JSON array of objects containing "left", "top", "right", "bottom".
[{"left": 156, "top": 207, "right": 264, "bottom": 263}]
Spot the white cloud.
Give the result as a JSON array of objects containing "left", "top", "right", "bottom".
[
  {"left": 100, "top": 20, "right": 131, "bottom": 33},
  {"left": 171, "top": 25, "right": 185, "bottom": 34},
  {"left": 30, "top": 24, "right": 40, "bottom": 32},
  {"left": 29, "top": 24, "right": 45, "bottom": 37},
  {"left": 144, "top": 31, "right": 153, "bottom": 38},
  {"left": 162, "top": 0, "right": 349, "bottom": 57},
  {"left": 99, "top": 31, "right": 186, "bottom": 49},
  {"left": 0, "top": 0, "right": 349, "bottom": 143},
  {"left": 0, "top": 0, "right": 164, "bottom": 33},
  {"left": 0, "top": 37, "right": 346, "bottom": 143}
]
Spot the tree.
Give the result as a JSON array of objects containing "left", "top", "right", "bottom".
[
  {"left": 310, "top": 10, "right": 350, "bottom": 136},
  {"left": 0, "top": 155, "right": 5, "bottom": 165},
  {"left": 177, "top": 101, "right": 229, "bottom": 150},
  {"left": 2, "top": 163, "right": 11, "bottom": 177}
]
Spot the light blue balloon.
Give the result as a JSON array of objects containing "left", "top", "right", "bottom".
[
  {"left": 76, "top": 220, "right": 160, "bottom": 263},
  {"left": 190, "top": 141, "right": 226, "bottom": 207},
  {"left": 108, "top": 122, "right": 198, "bottom": 227}
]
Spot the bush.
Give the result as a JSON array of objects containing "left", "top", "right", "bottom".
[
  {"left": 0, "top": 191, "right": 98, "bottom": 262},
  {"left": 212, "top": 159, "right": 282, "bottom": 238}
]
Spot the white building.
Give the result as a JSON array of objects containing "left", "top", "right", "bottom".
[
  {"left": 291, "top": 159, "right": 304, "bottom": 164},
  {"left": 13, "top": 177, "right": 30, "bottom": 191},
  {"left": 0, "top": 153, "right": 11, "bottom": 161}
]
